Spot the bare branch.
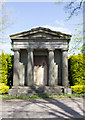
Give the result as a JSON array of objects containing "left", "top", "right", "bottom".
[{"left": 68, "top": 0, "right": 83, "bottom": 19}]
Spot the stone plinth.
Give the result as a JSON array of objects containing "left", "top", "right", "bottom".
[
  {"left": 64, "top": 88, "right": 72, "bottom": 95},
  {"left": 8, "top": 86, "right": 65, "bottom": 97}
]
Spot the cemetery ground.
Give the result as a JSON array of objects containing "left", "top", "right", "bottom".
[{"left": 0, "top": 94, "right": 85, "bottom": 119}]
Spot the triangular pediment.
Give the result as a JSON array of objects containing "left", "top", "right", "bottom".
[{"left": 10, "top": 27, "right": 71, "bottom": 40}]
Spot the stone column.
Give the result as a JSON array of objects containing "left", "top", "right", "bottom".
[
  {"left": 62, "top": 49, "right": 68, "bottom": 87},
  {"left": 13, "top": 49, "right": 20, "bottom": 86},
  {"left": 27, "top": 49, "right": 34, "bottom": 86},
  {"left": 48, "top": 49, "right": 55, "bottom": 86}
]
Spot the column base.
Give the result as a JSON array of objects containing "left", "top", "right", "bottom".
[{"left": 8, "top": 86, "right": 72, "bottom": 97}]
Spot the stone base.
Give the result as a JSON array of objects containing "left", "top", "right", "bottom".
[
  {"left": 8, "top": 86, "right": 72, "bottom": 97},
  {"left": 64, "top": 88, "right": 72, "bottom": 95},
  {"left": 8, "top": 86, "right": 66, "bottom": 97}
]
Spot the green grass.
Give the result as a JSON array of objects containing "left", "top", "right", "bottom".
[
  {"left": 0, "top": 93, "right": 85, "bottom": 100},
  {"left": 0, "top": 94, "right": 17, "bottom": 99}
]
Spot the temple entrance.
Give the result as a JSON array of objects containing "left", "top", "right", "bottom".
[{"left": 34, "top": 56, "right": 47, "bottom": 86}]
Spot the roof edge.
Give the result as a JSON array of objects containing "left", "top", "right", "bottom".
[{"left": 10, "top": 27, "right": 72, "bottom": 38}]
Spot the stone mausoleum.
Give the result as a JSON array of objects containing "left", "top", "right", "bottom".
[{"left": 9, "top": 27, "right": 71, "bottom": 96}]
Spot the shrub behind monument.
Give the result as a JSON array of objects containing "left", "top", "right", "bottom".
[{"left": 0, "top": 52, "right": 13, "bottom": 94}]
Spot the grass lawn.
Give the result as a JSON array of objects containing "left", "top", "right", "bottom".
[{"left": 0, "top": 93, "right": 85, "bottom": 100}]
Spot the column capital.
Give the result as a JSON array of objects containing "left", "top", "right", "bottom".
[
  {"left": 13, "top": 48, "right": 20, "bottom": 52},
  {"left": 26, "top": 48, "right": 34, "bottom": 52},
  {"left": 48, "top": 49, "right": 55, "bottom": 52},
  {"left": 61, "top": 48, "right": 68, "bottom": 52}
]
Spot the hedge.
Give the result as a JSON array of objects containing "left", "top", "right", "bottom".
[
  {"left": 68, "top": 54, "right": 84, "bottom": 86},
  {"left": 0, "top": 83, "right": 9, "bottom": 94},
  {"left": 71, "top": 85, "right": 85, "bottom": 94},
  {"left": 0, "top": 51, "right": 13, "bottom": 89}
]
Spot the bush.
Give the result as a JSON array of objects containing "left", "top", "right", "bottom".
[
  {"left": 0, "top": 83, "right": 9, "bottom": 94},
  {"left": 0, "top": 51, "right": 13, "bottom": 88},
  {"left": 71, "top": 85, "right": 85, "bottom": 94},
  {"left": 0, "top": 52, "right": 8, "bottom": 84},
  {"left": 68, "top": 54, "right": 84, "bottom": 86}
]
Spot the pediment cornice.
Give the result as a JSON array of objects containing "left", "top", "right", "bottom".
[{"left": 10, "top": 27, "right": 71, "bottom": 40}]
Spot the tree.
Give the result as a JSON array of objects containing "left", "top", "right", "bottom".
[
  {"left": 64, "top": 1, "right": 83, "bottom": 20},
  {"left": 0, "top": 1, "right": 11, "bottom": 43},
  {"left": 56, "top": 1, "right": 83, "bottom": 55},
  {"left": 56, "top": 0, "right": 83, "bottom": 19},
  {"left": 65, "top": 1, "right": 83, "bottom": 54}
]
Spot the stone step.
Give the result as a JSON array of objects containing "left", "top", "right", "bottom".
[{"left": 9, "top": 86, "right": 66, "bottom": 96}]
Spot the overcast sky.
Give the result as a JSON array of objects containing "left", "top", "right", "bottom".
[{"left": 0, "top": 2, "right": 83, "bottom": 56}]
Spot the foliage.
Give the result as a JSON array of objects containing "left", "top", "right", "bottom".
[
  {"left": 0, "top": 51, "right": 13, "bottom": 87},
  {"left": 0, "top": 83, "right": 9, "bottom": 94},
  {"left": 56, "top": 1, "right": 83, "bottom": 55},
  {"left": 81, "top": 43, "right": 85, "bottom": 54},
  {"left": 0, "top": 52, "right": 8, "bottom": 84},
  {"left": 0, "top": 1, "right": 11, "bottom": 43},
  {"left": 68, "top": 54, "right": 84, "bottom": 86},
  {"left": 7, "top": 54, "right": 13, "bottom": 87},
  {"left": 71, "top": 85, "right": 85, "bottom": 94},
  {"left": 68, "top": 27, "right": 83, "bottom": 55}
]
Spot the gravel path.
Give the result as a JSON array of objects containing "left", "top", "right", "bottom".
[{"left": 0, "top": 98, "right": 84, "bottom": 119}]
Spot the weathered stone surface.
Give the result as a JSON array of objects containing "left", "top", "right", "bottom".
[
  {"left": 13, "top": 50, "right": 20, "bottom": 86},
  {"left": 54, "top": 50, "right": 62, "bottom": 85},
  {"left": 19, "top": 63, "right": 25, "bottom": 86},
  {"left": 54, "top": 63, "right": 58, "bottom": 85},
  {"left": 48, "top": 49, "right": 55, "bottom": 86},
  {"left": 13, "top": 41, "right": 68, "bottom": 50},
  {"left": 8, "top": 86, "right": 65, "bottom": 96},
  {"left": 27, "top": 49, "right": 34, "bottom": 86},
  {"left": 34, "top": 56, "right": 47, "bottom": 86},
  {"left": 64, "top": 88, "right": 72, "bottom": 95},
  {"left": 12, "top": 27, "right": 70, "bottom": 50},
  {"left": 62, "top": 49, "right": 68, "bottom": 87}
]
